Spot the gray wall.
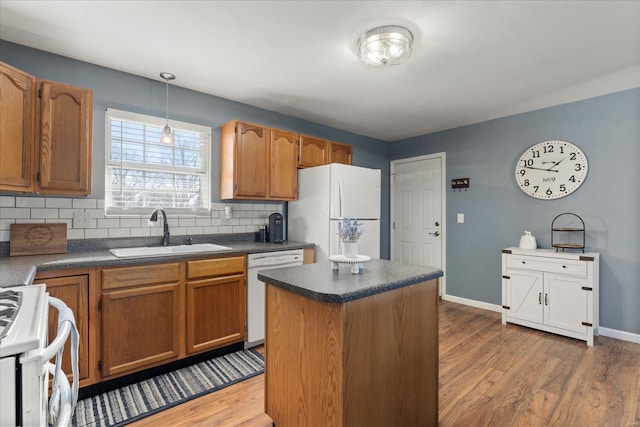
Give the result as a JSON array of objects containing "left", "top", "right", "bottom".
[
  {"left": 3, "top": 40, "right": 638, "bottom": 335},
  {"left": 0, "top": 40, "right": 392, "bottom": 258},
  {"left": 390, "top": 88, "right": 640, "bottom": 335}
]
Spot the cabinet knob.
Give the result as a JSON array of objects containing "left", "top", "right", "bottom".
[
  {"left": 562, "top": 265, "right": 567, "bottom": 268},
  {"left": 522, "top": 261, "right": 526, "bottom": 264}
]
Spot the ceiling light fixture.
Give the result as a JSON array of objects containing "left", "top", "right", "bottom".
[
  {"left": 358, "top": 25, "right": 413, "bottom": 67},
  {"left": 159, "top": 72, "right": 175, "bottom": 144}
]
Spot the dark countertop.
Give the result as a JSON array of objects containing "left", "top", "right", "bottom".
[
  {"left": 258, "top": 258, "right": 443, "bottom": 303},
  {"left": 0, "top": 240, "right": 313, "bottom": 288}
]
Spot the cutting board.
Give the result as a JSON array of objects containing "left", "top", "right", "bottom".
[{"left": 10, "top": 223, "right": 67, "bottom": 256}]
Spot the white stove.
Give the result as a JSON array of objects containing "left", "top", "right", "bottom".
[{"left": 0, "top": 284, "right": 78, "bottom": 427}]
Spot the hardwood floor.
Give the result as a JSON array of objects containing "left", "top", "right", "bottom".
[{"left": 129, "top": 300, "right": 640, "bottom": 426}]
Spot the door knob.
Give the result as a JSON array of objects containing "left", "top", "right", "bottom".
[
  {"left": 428, "top": 231, "right": 440, "bottom": 237},
  {"left": 435, "top": 221, "right": 440, "bottom": 227}
]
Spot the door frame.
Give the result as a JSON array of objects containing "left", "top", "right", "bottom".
[{"left": 390, "top": 152, "right": 447, "bottom": 296}]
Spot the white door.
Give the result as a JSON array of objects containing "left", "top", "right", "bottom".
[{"left": 391, "top": 154, "right": 445, "bottom": 292}]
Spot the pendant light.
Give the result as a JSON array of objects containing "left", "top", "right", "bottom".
[
  {"left": 358, "top": 25, "right": 413, "bottom": 67},
  {"left": 160, "top": 72, "right": 175, "bottom": 144}
]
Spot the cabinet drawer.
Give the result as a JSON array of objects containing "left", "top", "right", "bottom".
[
  {"left": 507, "top": 255, "right": 586, "bottom": 276},
  {"left": 102, "top": 263, "right": 181, "bottom": 290},
  {"left": 187, "top": 256, "right": 246, "bottom": 280}
]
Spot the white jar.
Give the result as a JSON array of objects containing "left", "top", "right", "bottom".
[{"left": 519, "top": 231, "right": 537, "bottom": 250}]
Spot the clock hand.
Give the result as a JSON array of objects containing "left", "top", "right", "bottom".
[
  {"left": 545, "top": 158, "right": 565, "bottom": 171},
  {"left": 523, "top": 166, "right": 559, "bottom": 172}
]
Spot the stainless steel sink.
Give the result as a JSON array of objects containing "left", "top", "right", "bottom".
[{"left": 109, "top": 243, "right": 232, "bottom": 259}]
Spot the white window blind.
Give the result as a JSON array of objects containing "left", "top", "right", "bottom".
[{"left": 105, "top": 108, "right": 211, "bottom": 216}]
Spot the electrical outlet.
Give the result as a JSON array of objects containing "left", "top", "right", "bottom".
[
  {"left": 457, "top": 213, "right": 465, "bottom": 224},
  {"left": 73, "top": 211, "right": 91, "bottom": 228}
]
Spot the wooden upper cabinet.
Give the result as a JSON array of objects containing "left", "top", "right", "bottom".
[
  {"left": 269, "top": 129, "right": 298, "bottom": 199},
  {"left": 329, "top": 141, "right": 353, "bottom": 165},
  {"left": 36, "top": 80, "right": 93, "bottom": 195},
  {"left": 299, "top": 135, "right": 352, "bottom": 168},
  {"left": 0, "top": 62, "right": 36, "bottom": 192},
  {"left": 220, "top": 120, "right": 297, "bottom": 201},
  {"left": 0, "top": 62, "right": 93, "bottom": 195},
  {"left": 298, "top": 135, "right": 328, "bottom": 168},
  {"left": 221, "top": 121, "right": 268, "bottom": 199}
]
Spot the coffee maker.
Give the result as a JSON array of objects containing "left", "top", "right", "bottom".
[{"left": 268, "top": 212, "right": 285, "bottom": 243}]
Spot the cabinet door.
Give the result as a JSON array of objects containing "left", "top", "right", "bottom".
[
  {"left": 233, "top": 122, "right": 269, "bottom": 197},
  {"left": 0, "top": 62, "right": 36, "bottom": 192},
  {"left": 269, "top": 129, "right": 298, "bottom": 199},
  {"left": 186, "top": 274, "right": 246, "bottom": 354},
  {"left": 504, "top": 270, "right": 543, "bottom": 324},
  {"left": 298, "top": 135, "right": 328, "bottom": 168},
  {"left": 329, "top": 142, "right": 352, "bottom": 165},
  {"left": 45, "top": 275, "right": 90, "bottom": 385},
  {"left": 101, "top": 282, "right": 182, "bottom": 377},
  {"left": 544, "top": 274, "right": 588, "bottom": 334},
  {"left": 36, "top": 79, "right": 92, "bottom": 195}
]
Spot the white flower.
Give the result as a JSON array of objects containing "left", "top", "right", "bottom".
[{"left": 337, "top": 218, "right": 364, "bottom": 242}]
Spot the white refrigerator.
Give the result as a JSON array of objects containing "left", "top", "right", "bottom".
[{"left": 288, "top": 163, "right": 381, "bottom": 263}]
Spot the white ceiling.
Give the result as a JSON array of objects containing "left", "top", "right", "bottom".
[{"left": 1, "top": 1, "right": 639, "bottom": 141}]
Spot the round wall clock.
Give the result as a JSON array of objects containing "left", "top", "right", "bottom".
[{"left": 515, "top": 140, "right": 588, "bottom": 200}]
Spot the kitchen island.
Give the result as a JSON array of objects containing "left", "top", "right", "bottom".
[{"left": 258, "top": 259, "right": 443, "bottom": 427}]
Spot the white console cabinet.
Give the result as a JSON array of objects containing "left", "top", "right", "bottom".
[{"left": 501, "top": 248, "right": 599, "bottom": 346}]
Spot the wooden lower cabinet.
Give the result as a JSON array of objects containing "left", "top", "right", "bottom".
[
  {"left": 186, "top": 275, "right": 246, "bottom": 354},
  {"left": 41, "top": 274, "right": 91, "bottom": 386},
  {"left": 186, "top": 256, "right": 246, "bottom": 355},
  {"left": 100, "top": 282, "right": 183, "bottom": 378},
  {"left": 265, "top": 278, "right": 439, "bottom": 426},
  {"left": 98, "top": 256, "right": 247, "bottom": 380}
]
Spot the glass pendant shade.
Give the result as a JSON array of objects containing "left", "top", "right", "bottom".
[
  {"left": 358, "top": 25, "right": 413, "bottom": 67},
  {"left": 159, "top": 72, "right": 175, "bottom": 144},
  {"left": 160, "top": 124, "right": 174, "bottom": 144}
]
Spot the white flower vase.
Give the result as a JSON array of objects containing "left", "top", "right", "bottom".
[{"left": 342, "top": 241, "right": 359, "bottom": 259}]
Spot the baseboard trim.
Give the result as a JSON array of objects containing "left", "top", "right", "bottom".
[
  {"left": 443, "top": 294, "right": 640, "bottom": 345},
  {"left": 442, "top": 294, "right": 501, "bottom": 313},
  {"left": 598, "top": 327, "right": 640, "bottom": 344}
]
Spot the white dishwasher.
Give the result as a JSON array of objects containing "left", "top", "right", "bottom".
[{"left": 246, "top": 249, "right": 304, "bottom": 348}]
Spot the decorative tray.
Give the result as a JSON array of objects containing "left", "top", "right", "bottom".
[{"left": 328, "top": 255, "right": 371, "bottom": 274}]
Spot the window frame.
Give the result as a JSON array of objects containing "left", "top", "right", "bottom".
[{"left": 105, "top": 108, "right": 212, "bottom": 216}]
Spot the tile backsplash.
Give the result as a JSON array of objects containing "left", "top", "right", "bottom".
[{"left": 0, "top": 196, "right": 281, "bottom": 242}]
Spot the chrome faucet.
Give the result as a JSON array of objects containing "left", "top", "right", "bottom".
[{"left": 149, "top": 208, "right": 170, "bottom": 246}]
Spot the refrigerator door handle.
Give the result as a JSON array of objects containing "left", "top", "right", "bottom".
[{"left": 338, "top": 178, "right": 343, "bottom": 218}]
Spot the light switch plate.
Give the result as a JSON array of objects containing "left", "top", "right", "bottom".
[{"left": 457, "top": 213, "right": 464, "bottom": 224}]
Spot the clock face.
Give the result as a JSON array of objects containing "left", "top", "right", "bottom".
[{"left": 515, "top": 140, "right": 588, "bottom": 200}]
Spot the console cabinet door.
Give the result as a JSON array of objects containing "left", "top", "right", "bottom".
[
  {"left": 186, "top": 274, "right": 246, "bottom": 354},
  {"left": 544, "top": 274, "right": 588, "bottom": 335},
  {"left": 36, "top": 79, "right": 92, "bottom": 195},
  {"left": 504, "top": 270, "right": 543, "bottom": 324},
  {"left": 0, "top": 62, "right": 36, "bottom": 192},
  {"left": 45, "top": 275, "right": 90, "bottom": 385},
  {"left": 101, "top": 282, "right": 182, "bottom": 378}
]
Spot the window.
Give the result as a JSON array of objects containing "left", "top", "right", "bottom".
[{"left": 105, "top": 108, "right": 211, "bottom": 216}]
